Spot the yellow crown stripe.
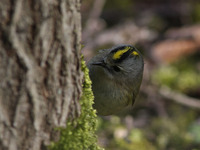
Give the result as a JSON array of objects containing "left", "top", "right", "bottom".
[
  {"left": 132, "top": 51, "right": 139, "bottom": 56},
  {"left": 112, "top": 47, "right": 130, "bottom": 60}
]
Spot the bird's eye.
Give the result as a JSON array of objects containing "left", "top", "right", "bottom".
[{"left": 113, "top": 66, "right": 120, "bottom": 72}]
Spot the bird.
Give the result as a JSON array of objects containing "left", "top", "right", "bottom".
[{"left": 87, "top": 45, "right": 144, "bottom": 116}]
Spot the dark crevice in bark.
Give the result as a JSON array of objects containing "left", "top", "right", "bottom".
[
  {"left": 8, "top": 0, "right": 15, "bottom": 25},
  {"left": 27, "top": 91, "right": 35, "bottom": 127},
  {"left": 0, "top": 26, "right": 14, "bottom": 53},
  {"left": 15, "top": 54, "right": 28, "bottom": 72}
]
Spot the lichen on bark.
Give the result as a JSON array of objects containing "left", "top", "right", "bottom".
[{"left": 49, "top": 56, "right": 103, "bottom": 150}]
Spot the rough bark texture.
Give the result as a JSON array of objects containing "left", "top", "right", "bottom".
[{"left": 0, "top": 0, "right": 82, "bottom": 150}]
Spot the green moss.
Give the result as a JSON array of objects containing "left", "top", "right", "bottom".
[
  {"left": 97, "top": 115, "right": 157, "bottom": 150},
  {"left": 49, "top": 56, "right": 103, "bottom": 150},
  {"left": 152, "top": 65, "right": 178, "bottom": 88},
  {"left": 192, "top": 3, "right": 200, "bottom": 22},
  {"left": 150, "top": 112, "right": 197, "bottom": 150},
  {"left": 114, "top": 129, "right": 156, "bottom": 150},
  {"left": 152, "top": 62, "right": 200, "bottom": 92},
  {"left": 105, "top": 0, "right": 133, "bottom": 10}
]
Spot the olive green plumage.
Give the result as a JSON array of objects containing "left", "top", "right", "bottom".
[{"left": 87, "top": 45, "right": 144, "bottom": 116}]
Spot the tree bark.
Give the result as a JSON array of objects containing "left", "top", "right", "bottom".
[{"left": 0, "top": 0, "right": 82, "bottom": 150}]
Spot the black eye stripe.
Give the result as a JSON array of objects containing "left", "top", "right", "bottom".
[{"left": 113, "top": 66, "right": 120, "bottom": 72}]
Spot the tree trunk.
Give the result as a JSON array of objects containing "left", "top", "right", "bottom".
[{"left": 0, "top": 0, "right": 82, "bottom": 150}]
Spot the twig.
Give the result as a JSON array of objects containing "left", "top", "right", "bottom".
[
  {"left": 83, "top": 0, "right": 106, "bottom": 40},
  {"left": 159, "top": 86, "right": 200, "bottom": 109},
  {"left": 82, "top": 0, "right": 106, "bottom": 61}
]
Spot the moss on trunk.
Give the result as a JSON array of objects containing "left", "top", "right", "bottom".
[{"left": 49, "top": 56, "right": 103, "bottom": 150}]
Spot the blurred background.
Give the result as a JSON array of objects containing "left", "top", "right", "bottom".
[{"left": 81, "top": 0, "right": 200, "bottom": 149}]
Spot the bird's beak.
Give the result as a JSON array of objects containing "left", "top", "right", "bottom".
[{"left": 92, "top": 60, "right": 106, "bottom": 67}]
